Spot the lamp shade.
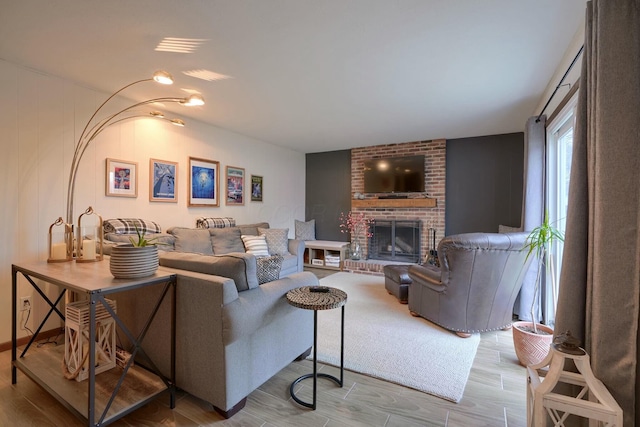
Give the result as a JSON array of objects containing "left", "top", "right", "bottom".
[
  {"left": 181, "top": 94, "right": 205, "bottom": 106},
  {"left": 152, "top": 70, "right": 174, "bottom": 85}
]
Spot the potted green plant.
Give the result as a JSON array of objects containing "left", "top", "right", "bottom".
[
  {"left": 512, "top": 213, "right": 565, "bottom": 367},
  {"left": 109, "top": 226, "right": 167, "bottom": 279}
]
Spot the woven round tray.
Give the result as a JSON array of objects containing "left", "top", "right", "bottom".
[{"left": 286, "top": 286, "right": 347, "bottom": 311}]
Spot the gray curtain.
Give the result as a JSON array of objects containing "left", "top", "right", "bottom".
[
  {"left": 554, "top": 1, "right": 640, "bottom": 426},
  {"left": 515, "top": 116, "right": 546, "bottom": 323}
]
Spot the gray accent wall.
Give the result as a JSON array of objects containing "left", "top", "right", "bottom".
[
  {"left": 306, "top": 133, "right": 524, "bottom": 240},
  {"left": 445, "top": 132, "right": 524, "bottom": 235},
  {"left": 305, "top": 150, "right": 352, "bottom": 240}
]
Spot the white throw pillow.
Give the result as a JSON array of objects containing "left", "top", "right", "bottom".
[{"left": 241, "top": 234, "right": 270, "bottom": 257}]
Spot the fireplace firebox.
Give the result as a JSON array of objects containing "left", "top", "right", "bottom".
[{"left": 368, "top": 219, "right": 421, "bottom": 263}]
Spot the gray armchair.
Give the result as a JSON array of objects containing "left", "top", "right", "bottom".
[{"left": 408, "top": 232, "right": 532, "bottom": 337}]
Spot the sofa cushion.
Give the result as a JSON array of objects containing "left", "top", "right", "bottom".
[
  {"left": 209, "top": 228, "right": 245, "bottom": 254},
  {"left": 169, "top": 228, "right": 214, "bottom": 255},
  {"left": 104, "top": 218, "right": 162, "bottom": 235},
  {"left": 104, "top": 232, "right": 175, "bottom": 250},
  {"left": 256, "top": 255, "right": 284, "bottom": 285},
  {"left": 241, "top": 235, "right": 270, "bottom": 256},
  {"left": 258, "top": 228, "right": 290, "bottom": 256},
  {"left": 196, "top": 217, "right": 236, "bottom": 229},
  {"left": 295, "top": 219, "right": 316, "bottom": 241},
  {"left": 237, "top": 222, "right": 269, "bottom": 236},
  {"left": 159, "top": 251, "right": 258, "bottom": 291}
]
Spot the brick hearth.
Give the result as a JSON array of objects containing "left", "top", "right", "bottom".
[{"left": 343, "top": 259, "right": 414, "bottom": 276}]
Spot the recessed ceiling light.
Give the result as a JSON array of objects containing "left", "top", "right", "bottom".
[
  {"left": 183, "top": 69, "right": 233, "bottom": 82},
  {"left": 155, "top": 38, "right": 208, "bottom": 53}
]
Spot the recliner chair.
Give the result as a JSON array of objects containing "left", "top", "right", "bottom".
[{"left": 407, "top": 232, "right": 532, "bottom": 338}]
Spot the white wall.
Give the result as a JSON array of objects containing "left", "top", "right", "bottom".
[
  {"left": 0, "top": 59, "right": 305, "bottom": 344},
  {"left": 533, "top": 24, "right": 585, "bottom": 118}
]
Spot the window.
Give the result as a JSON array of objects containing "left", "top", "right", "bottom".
[{"left": 544, "top": 92, "right": 578, "bottom": 326}]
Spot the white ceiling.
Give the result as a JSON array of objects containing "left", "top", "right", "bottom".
[{"left": 0, "top": 0, "right": 586, "bottom": 153}]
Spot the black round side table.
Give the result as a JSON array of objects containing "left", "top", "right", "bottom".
[{"left": 286, "top": 286, "right": 347, "bottom": 410}]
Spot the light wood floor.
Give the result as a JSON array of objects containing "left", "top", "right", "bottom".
[{"left": 2, "top": 270, "right": 528, "bottom": 426}]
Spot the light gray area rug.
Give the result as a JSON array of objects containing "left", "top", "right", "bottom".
[{"left": 313, "top": 272, "right": 480, "bottom": 403}]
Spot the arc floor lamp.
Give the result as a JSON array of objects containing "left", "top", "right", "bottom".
[
  {"left": 65, "top": 70, "right": 204, "bottom": 226},
  {"left": 47, "top": 71, "right": 204, "bottom": 308}
]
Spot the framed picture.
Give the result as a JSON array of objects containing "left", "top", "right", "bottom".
[
  {"left": 250, "top": 175, "right": 263, "bottom": 202},
  {"left": 188, "top": 157, "right": 220, "bottom": 207},
  {"left": 150, "top": 158, "right": 178, "bottom": 202},
  {"left": 106, "top": 158, "right": 138, "bottom": 197},
  {"left": 225, "top": 166, "right": 245, "bottom": 205}
]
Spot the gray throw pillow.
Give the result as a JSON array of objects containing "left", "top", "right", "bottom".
[
  {"left": 237, "top": 222, "right": 270, "bottom": 236},
  {"left": 498, "top": 224, "right": 523, "bottom": 233},
  {"left": 209, "top": 228, "right": 245, "bottom": 254},
  {"left": 295, "top": 219, "right": 316, "bottom": 240},
  {"left": 258, "top": 227, "right": 290, "bottom": 256},
  {"left": 169, "top": 228, "right": 214, "bottom": 254},
  {"left": 256, "top": 255, "right": 284, "bottom": 284}
]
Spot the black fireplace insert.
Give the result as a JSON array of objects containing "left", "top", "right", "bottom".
[{"left": 368, "top": 219, "right": 421, "bottom": 263}]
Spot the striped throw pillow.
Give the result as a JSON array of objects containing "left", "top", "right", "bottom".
[{"left": 241, "top": 235, "right": 270, "bottom": 257}]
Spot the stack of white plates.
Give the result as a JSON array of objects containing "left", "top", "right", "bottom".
[{"left": 109, "top": 245, "right": 159, "bottom": 279}]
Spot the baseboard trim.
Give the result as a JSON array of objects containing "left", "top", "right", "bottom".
[{"left": 0, "top": 328, "right": 64, "bottom": 353}]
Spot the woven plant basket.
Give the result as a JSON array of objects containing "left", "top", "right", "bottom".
[{"left": 512, "top": 321, "right": 554, "bottom": 367}]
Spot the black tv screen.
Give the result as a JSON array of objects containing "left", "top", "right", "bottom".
[{"left": 363, "top": 155, "right": 425, "bottom": 193}]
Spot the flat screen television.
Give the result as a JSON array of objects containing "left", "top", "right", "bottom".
[{"left": 363, "top": 155, "right": 425, "bottom": 193}]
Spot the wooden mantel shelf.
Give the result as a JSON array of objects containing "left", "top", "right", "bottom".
[{"left": 352, "top": 198, "right": 437, "bottom": 209}]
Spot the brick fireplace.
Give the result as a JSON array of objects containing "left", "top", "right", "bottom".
[
  {"left": 346, "top": 139, "right": 446, "bottom": 274},
  {"left": 368, "top": 219, "right": 421, "bottom": 263}
]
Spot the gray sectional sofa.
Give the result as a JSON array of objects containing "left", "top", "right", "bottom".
[{"left": 105, "top": 220, "right": 317, "bottom": 417}]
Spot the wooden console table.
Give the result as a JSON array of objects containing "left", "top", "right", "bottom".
[{"left": 11, "top": 260, "right": 176, "bottom": 427}]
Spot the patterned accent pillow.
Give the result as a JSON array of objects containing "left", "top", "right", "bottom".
[
  {"left": 196, "top": 217, "right": 236, "bottom": 229},
  {"left": 104, "top": 218, "right": 162, "bottom": 235},
  {"left": 256, "top": 255, "right": 284, "bottom": 284},
  {"left": 241, "top": 235, "right": 270, "bottom": 257},
  {"left": 258, "top": 228, "right": 290, "bottom": 256},
  {"left": 295, "top": 219, "right": 316, "bottom": 240}
]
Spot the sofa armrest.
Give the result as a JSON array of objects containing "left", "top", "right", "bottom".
[
  {"left": 159, "top": 251, "right": 258, "bottom": 292},
  {"left": 159, "top": 267, "right": 240, "bottom": 305},
  {"left": 288, "top": 239, "right": 304, "bottom": 256},
  {"left": 288, "top": 239, "right": 305, "bottom": 272},
  {"left": 222, "top": 271, "right": 318, "bottom": 344}
]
